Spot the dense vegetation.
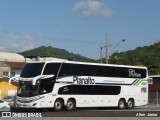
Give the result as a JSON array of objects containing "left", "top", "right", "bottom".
[
  {"left": 109, "top": 42, "right": 160, "bottom": 75},
  {"left": 20, "top": 42, "right": 160, "bottom": 75}
]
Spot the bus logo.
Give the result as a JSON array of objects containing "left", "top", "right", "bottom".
[
  {"left": 73, "top": 76, "right": 95, "bottom": 85},
  {"left": 129, "top": 69, "right": 141, "bottom": 78}
]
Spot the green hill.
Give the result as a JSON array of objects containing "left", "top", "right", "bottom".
[
  {"left": 109, "top": 42, "right": 160, "bottom": 75},
  {"left": 19, "top": 42, "right": 160, "bottom": 75},
  {"left": 19, "top": 46, "right": 96, "bottom": 62}
]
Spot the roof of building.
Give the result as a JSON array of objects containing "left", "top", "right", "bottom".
[
  {"left": 0, "top": 52, "right": 31, "bottom": 62},
  {"left": 5, "top": 62, "right": 26, "bottom": 69},
  {"left": 149, "top": 75, "right": 160, "bottom": 78},
  {"left": 0, "top": 62, "right": 10, "bottom": 67}
]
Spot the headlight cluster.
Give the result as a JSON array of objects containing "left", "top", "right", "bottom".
[{"left": 17, "top": 96, "right": 45, "bottom": 103}]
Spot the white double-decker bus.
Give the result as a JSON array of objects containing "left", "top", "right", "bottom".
[{"left": 16, "top": 60, "right": 148, "bottom": 111}]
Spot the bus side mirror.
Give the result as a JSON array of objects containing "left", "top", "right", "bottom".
[
  {"left": 32, "top": 75, "right": 54, "bottom": 85},
  {"left": 9, "top": 76, "right": 19, "bottom": 85}
]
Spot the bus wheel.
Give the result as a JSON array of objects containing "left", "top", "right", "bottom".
[
  {"left": 54, "top": 99, "right": 63, "bottom": 112},
  {"left": 127, "top": 99, "right": 134, "bottom": 109},
  {"left": 118, "top": 99, "right": 126, "bottom": 109},
  {"left": 66, "top": 99, "right": 76, "bottom": 111}
]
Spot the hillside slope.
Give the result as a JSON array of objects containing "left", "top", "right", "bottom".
[
  {"left": 109, "top": 42, "right": 160, "bottom": 75},
  {"left": 19, "top": 46, "right": 96, "bottom": 62},
  {"left": 109, "top": 42, "right": 160, "bottom": 65},
  {"left": 19, "top": 42, "right": 160, "bottom": 75}
]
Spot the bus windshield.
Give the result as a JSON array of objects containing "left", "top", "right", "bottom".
[
  {"left": 17, "top": 78, "right": 55, "bottom": 97},
  {"left": 20, "top": 63, "right": 45, "bottom": 78},
  {"left": 17, "top": 81, "right": 39, "bottom": 97}
]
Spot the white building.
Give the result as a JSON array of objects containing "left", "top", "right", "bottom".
[{"left": 0, "top": 52, "right": 31, "bottom": 77}]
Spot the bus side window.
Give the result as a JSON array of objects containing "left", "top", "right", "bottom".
[
  {"left": 43, "top": 63, "right": 61, "bottom": 76},
  {"left": 39, "top": 78, "right": 54, "bottom": 95}
]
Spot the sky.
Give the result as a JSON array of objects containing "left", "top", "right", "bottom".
[{"left": 0, "top": 0, "right": 160, "bottom": 59}]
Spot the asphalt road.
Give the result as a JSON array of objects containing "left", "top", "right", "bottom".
[{"left": 2, "top": 104, "right": 159, "bottom": 117}]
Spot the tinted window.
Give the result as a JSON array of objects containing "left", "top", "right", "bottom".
[
  {"left": 39, "top": 78, "right": 55, "bottom": 95},
  {"left": 20, "top": 63, "right": 45, "bottom": 78},
  {"left": 17, "top": 81, "right": 38, "bottom": 97},
  {"left": 58, "top": 85, "right": 121, "bottom": 95},
  {"left": 115, "top": 67, "right": 147, "bottom": 78},
  {"left": 43, "top": 63, "right": 61, "bottom": 76},
  {"left": 58, "top": 63, "right": 147, "bottom": 78},
  {"left": 59, "top": 64, "right": 113, "bottom": 77}
]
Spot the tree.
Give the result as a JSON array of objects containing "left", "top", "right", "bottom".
[{"left": 148, "top": 64, "right": 160, "bottom": 75}]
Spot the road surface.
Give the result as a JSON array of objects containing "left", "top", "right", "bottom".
[{"left": 1, "top": 104, "right": 158, "bottom": 117}]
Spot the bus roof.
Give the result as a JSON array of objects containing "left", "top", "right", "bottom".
[{"left": 27, "top": 60, "right": 147, "bottom": 70}]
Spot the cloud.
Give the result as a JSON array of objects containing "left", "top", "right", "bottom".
[
  {"left": 72, "top": 0, "right": 114, "bottom": 17},
  {"left": 0, "top": 27, "right": 43, "bottom": 52}
]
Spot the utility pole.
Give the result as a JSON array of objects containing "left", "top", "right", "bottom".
[
  {"left": 100, "top": 33, "right": 125, "bottom": 64},
  {"left": 106, "top": 33, "right": 108, "bottom": 64},
  {"left": 100, "top": 45, "right": 105, "bottom": 63}
]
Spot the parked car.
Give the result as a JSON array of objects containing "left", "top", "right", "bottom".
[
  {"left": 0, "top": 100, "right": 10, "bottom": 109},
  {"left": 3, "top": 96, "right": 16, "bottom": 107}
]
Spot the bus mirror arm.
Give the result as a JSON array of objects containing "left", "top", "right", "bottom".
[
  {"left": 9, "top": 76, "right": 19, "bottom": 85},
  {"left": 32, "top": 75, "right": 54, "bottom": 85}
]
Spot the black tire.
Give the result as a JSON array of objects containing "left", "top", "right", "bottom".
[
  {"left": 66, "top": 99, "right": 76, "bottom": 111},
  {"left": 54, "top": 99, "right": 63, "bottom": 112},
  {"left": 118, "top": 99, "right": 126, "bottom": 109},
  {"left": 127, "top": 99, "right": 134, "bottom": 109}
]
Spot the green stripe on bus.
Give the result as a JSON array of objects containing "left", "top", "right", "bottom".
[{"left": 133, "top": 79, "right": 148, "bottom": 86}]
